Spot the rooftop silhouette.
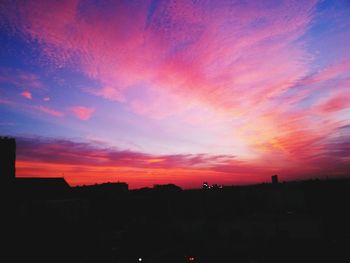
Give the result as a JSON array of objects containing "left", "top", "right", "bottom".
[
  {"left": 1, "top": 137, "right": 350, "bottom": 263},
  {"left": 0, "top": 137, "right": 16, "bottom": 185}
]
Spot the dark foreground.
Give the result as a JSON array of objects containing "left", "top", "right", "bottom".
[{"left": 2, "top": 178, "right": 350, "bottom": 263}]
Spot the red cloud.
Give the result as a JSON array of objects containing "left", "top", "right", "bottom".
[
  {"left": 15, "top": 137, "right": 242, "bottom": 188},
  {"left": 15, "top": 136, "right": 350, "bottom": 188},
  {"left": 69, "top": 106, "right": 95, "bottom": 120},
  {"left": 20, "top": 91, "right": 32, "bottom": 100}
]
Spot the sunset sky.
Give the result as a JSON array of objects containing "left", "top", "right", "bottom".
[{"left": 0, "top": 0, "right": 349, "bottom": 188}]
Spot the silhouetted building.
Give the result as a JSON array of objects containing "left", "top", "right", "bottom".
[
  {"left": 93, "top": 182, "right": 128, "bottom": 192},
  {"left": 211, "top": 184, "right": 222, "bottom": 189},
  {"left": 15, "top": 177, "right": 70, "bottom": 199},
  {"left": 153, "top": 183, "right": 182, "bottom": 192},
  {"left": 202, "top": 182, "right": 222, "bottom": 190},
  {"left": 0, "top": 137, "right": 16, "bottom": 186},
  {"left": 272, "top": 174, "right": 278, "bottom": 184},
  {"left": 109, "top": 181, "right": 128, "bottom": 192},
  {"left": 202, "top": 182, "right": 209, "bottom": 189}
]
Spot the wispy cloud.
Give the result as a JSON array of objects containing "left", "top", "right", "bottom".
[
  {"left": 318, "top": 92, "right": 350, "bottom": 113},
  {"left": 0, "top": 67, "right": 45, "bottom": 90},
  {"left": 84, "top": 86, "right": 126, "bottom": 103},
  {"left": 34, "top": 105, "right": 64, "bottom": 117}
]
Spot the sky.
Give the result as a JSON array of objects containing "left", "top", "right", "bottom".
[{"left": 0, "top": 0, "right": 350, "bottom": 189}]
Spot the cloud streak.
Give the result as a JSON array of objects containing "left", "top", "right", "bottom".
[
  {"left": 33, "top": 105, "right": 64, "bottom": 118},
  {"left": 0, "top": 67, "right": 45, "bottom": 90}
]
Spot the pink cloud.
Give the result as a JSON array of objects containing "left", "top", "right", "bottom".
[
  {"left": 1, "top": 98, "right": 64, "bottom": 118},
  {"left": 0, "top": 98, "right": 17, "bottom": 106},
  {"left": 0, "top": 67, "right": 45, "bottom": 90},
  {"left": 84, "top": 86, "right": 126, "bottom": 102},
  {"left": 34, "top": 105, "right": 64, "bottom": 117},
  {"left": 0, "top": 0, "right": 317, "bottom": 118},
  {"left": 43, "top": 97, "right": 50, "bottom": 101},
  {"left": 2, "top": 0, "right": 350, "bottom": 185},
  {"left": 299, "top": 59, "right": 350, "bottom": 86},
  {"left": 69, "top": 106, "right": 95, "bottom": 120},
  {"left": 20, "top": 91, "right": 32, "bottom": 100},
  {"left": 318, "top": 92, "right": 350, "bottom": 113}
]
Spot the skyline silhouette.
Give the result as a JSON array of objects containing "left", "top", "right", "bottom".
[{"left": 1, "top": 136, "right": 350, "bottom": 263}]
